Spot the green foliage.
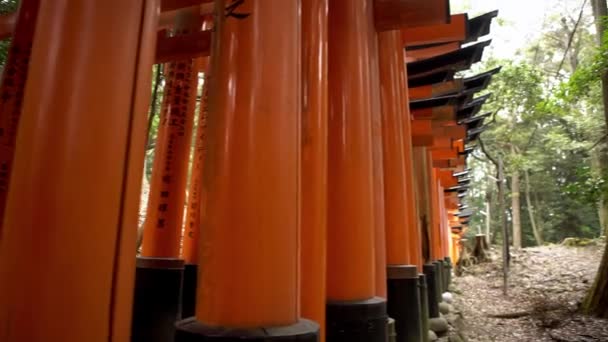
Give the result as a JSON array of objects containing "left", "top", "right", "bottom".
[{"left": 0, "top": 0, "right": 19, "bottom": 68}]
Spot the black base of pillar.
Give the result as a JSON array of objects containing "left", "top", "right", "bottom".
[
  {"left": 182, "top": 263, "right": 198, "bottom": 318},
  {"left": 175, "top": 318, "right": 319, "bottom": 341},
  {"left": 387, "top": 265, "right": 422, "bottom": 342},
  {"left": 326, "top": 297, "right": 388, "bottom": 342},
  {"left": 418, "top": 274, "right": 430, "bottom": 342},
  {"left": 132, "top": 257, "right": 185, "bottom": 342},
  {"left": 423, "top": 264, "right": 439, "bottom": 319},
  {"left": 432, "top": 261, "right": 444, "bottom": 299},
  {"left": 444, "top": 257, "right": 452, "bottom": 289}
]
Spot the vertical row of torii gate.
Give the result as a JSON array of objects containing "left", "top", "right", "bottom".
[{"left": 0, "top": 1, "right": 500, "bottom": 341}]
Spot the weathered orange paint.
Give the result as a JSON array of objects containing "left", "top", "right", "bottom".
[
  {"left": 0, "top": 1, "right": 158, "bottom": 340},
  {"left": 327, "top": 0, "right": 377, "bottom": 301},
  {"left": 405, "top": 42, "right": 461, "bottom": 62},
  {"left": 141, "top": 8, "right": 200, "bottom": 259},
  {"left": 401, "top": 14, "right": 468, "bottom": 47},
  {"left": 182, "top": 57, "right": 208, "bottom": 265},
  {"left": 301, "top": 0, "right": 328, "bottom": 338},
  {"left": 401, "top": 77, "right": 423, "bottom": 271},
  {"left": 408, "top": 79, "right": 463, "bottom": 101},
  {"left": 0, "top": 0, "right": 39, "bottom": 242},
  {"left": 378, "top": 30, "right": 410, "bottom": 267},
  {"left": 195, "top": 0, "right": 301, "bottom": 327},
  {"left": 429, "top": 159, "right": 442, "bottom": 261},
  {"left": 369, "top": 11, "right": 387, "bottom": 300}
]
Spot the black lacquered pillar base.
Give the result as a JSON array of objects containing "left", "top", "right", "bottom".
[
  {"left": 418, "top": 274, "right": 430, "bottom": 342},
  {"left": 326, "top": 297, "right": 388, "bottom": 342},
  {"left": 387, "top": 265, "right": 423, "bottom": 342},
  {"left": 132, "top": 257, "right": 185, "bottom": 342},
  {"left": 182, "top": 263, "right": 198, "bottom": 318},
  {"left": 175, "top": 318, "right": 320, "bottom": 342},
  {"left": 432, "top": 261, "right": 444, "bottom": 299},
  {"left": 423, "top": 264, "right": 439, "bottom": 319},
  {"left": 444, "top": 257, "right": 452, "bottom": 289}
]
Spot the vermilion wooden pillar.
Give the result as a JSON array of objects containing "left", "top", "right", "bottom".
[
  {"left": 181, "top": 56, "right": 208, "bottom": 319},
  {"left": 0, "top": 1, "right": 158, "bottom": 340},
  {"left": 176, "top": 1, "right": 318, "bottom": 341},
  {"left": 0, "top": 0, "right": 39, "bottom": 241},
  {"left": 326, "top": 0, "right": 388, "bottom": 341},
  {"left": 301, "top": 0, "right": 328, "bottom": 340},
  {"left": 378, "top": 30, "right": 423, "bottom": 342},
  {"left": 141, "top": 9, "right": 200, "bottom": 259},
  {"left": 378, "top": 30, "right": 410, "bottom": 269},
  {"left": 370, "top": 23, "right": 388, "bottom": 302}
]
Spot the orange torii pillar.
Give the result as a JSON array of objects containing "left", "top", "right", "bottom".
[
  {"left": 0, "top": 0, "right": 39, "bottom": 242},
  {"left": 378, "top": 29, "right": 423, "bottom": 342},
  {"left": 181, "top": 56, "right": 209, "bottom": 319},
  {"left": 301, "top": 0, "right": 328, "bottom": 341},
  {"left": 175, "top": 1, "right": 319, "bottom": 341},
  {"left": 412, "top": 148, "right": 442, "bottom": 320},
  {"left": 0, "top": 1, "right": 158, "bottom": 341},
  {"left": 135, "top": 9, "right": 201, "bottom": 341},
  {"left": 325, "top": 0, "right": 388, "bottom": 341},
  {"left": 428, "top": 165, "right": 446, "bottom": 297}
]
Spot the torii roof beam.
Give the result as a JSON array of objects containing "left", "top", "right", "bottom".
[
  {"left": 407, "top": 40, "right": 491, "bottom": 82},
  {"left": 375, "top": 0, "right": 451, "bottom": 32}
]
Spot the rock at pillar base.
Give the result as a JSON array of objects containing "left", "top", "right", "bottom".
[
  {"left": 429, "top": 317, "right": 449, "bottom": 334},
  {"left": 428, "top": 330, "right": 438, "bottom": 341},
  {"left": 439, "top": 302, "right": 452, "bottom": 315}
]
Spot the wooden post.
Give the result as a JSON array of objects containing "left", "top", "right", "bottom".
[
  {"left": 176, "top": 1, "right": 318, "bottom": 340},
  {"left": 141, "top": 9, "right": 201, "bottom": 259},
  {"left": 0, "top": 0, "right": 40, "bottom": 241},
  {"left": 180, "top": 56, "right": 208, "bottom": 319},
  {"left": 325, "top": 0, "right": 387, "bottom": 340},
  {"left": 301, "top": 0, "right": 329, "bottom": 340},
  {"left": 379, "top": 29, "right": 423, "bottom": 342},
  {"left": 0, "top": 1, "right": 158, "bottom": 340}
]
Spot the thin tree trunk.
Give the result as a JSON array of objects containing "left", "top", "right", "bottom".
[
  {"left": 485, "top": 200, "right": 492, "bottom": 246},
  {"left": 523, "top": 169, "right": 543, "bottom": 245},
  {"left": 583, "top": 240, "right": 608, "bottom": 317},
  {"left": 511, "top": 169, "right": 522, "bottom": 249},
  {"left": 499, "top": 157, "right": 509, "bottom": 296},
  {"left": 585, "top": 0, "right": 608, "bottom": 317}
]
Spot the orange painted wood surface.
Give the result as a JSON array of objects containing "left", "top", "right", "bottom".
[
  {"left": 194, "top": 0, "right": 301, "bottom": 327},
  {"left": 0, "top": 1, "right": 158, "bottom": 340},
  {"left": 182, "top": 57, "right": 208, "bottom": 265},
  {"left": 327, "top": 0, "right": 377, "bottom": 301},
  {"left": 300, "top": 0, "right": 328, "bottom": 339},
  {"left": 141, "top": 9, "right": 201, "bottom": 259},
  {"left": 405, "top": 42, "right": 460, "bottom": 62},
  {"left": 375, "top": 0, "right": 450, "bottom": 32},
  {"left": 408, "top": 79, "right": 463, "bottom": 101},
  {"left": 401, "top": 13, "right": 468, "bottom": 47},
  {"left": 155, "top": 30, "right": 211, "bottom": 63},
  {"left": 379, "top": 29, "right": 410, "bottom": 267}
]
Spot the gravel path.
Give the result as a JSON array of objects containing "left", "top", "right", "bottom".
[{"left": 452, "top": 243, "right": 608, "bottom": 342}]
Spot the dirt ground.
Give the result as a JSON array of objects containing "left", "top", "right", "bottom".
[{"left": 452, "top": 242, "right": 608, "bottom": 342}]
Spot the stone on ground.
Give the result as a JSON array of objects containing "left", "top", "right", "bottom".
[
  {"left": 429, "top": 330, "right": 438, "bottom": 341},
  {"left": 439, "top": 302, "right": 452, "bottom": 314},
  {"left": 429, "top": 317, "right": 449, "bottom": 333},
  {"left": 442, "top": 292, "right": 454, "bottom": 303}
]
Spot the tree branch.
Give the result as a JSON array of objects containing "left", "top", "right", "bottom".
[
  {"left": 555, "top": 0, "right": 588, "bottom": 77},
  {"left": 479, "top": 137, "right": 499, "bottom": 168}
]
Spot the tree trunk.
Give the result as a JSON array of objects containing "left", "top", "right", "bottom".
[
  {"left": 499, "top": 157, "right": 509, "bottom": 296},
  {"left": 585, "top": 0, "right": 608, "bottom": 317},
  {"left": 511, "top": 169, "right": 522, "bottom": 249},
  {"left": 583, "top": 241, "right": 608, "bottom": 317},
  {"left": 523, "top": 169, "right": 543, "bottom": 245},
  {"left": 485, "top": 200, "right": 492, "bottom": 246}
]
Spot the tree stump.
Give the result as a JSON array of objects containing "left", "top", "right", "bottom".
[{"left": 472, "top": 234, "right": 489, "bottom": 262}]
